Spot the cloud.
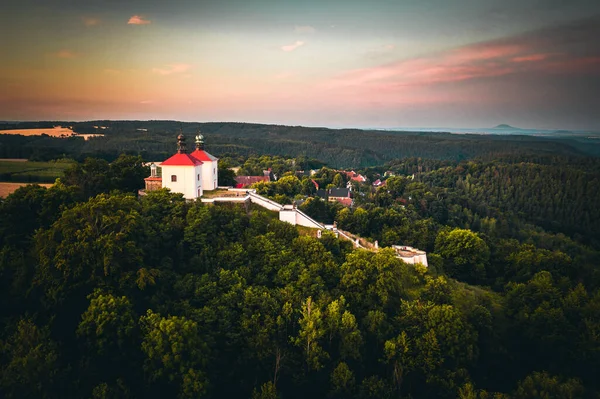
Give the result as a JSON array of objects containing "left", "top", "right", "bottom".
[
  {"left": 329, "top": 16, "right": 600, "bottom": 90},
  {"left": 128, "top": 15, "right": 151, "bottom": 25},
  {"left": 152, "top": 64, "right": 192, "bottom": 75},
  {"left": 512, "top": 53, "right": 552, "bottom": 62},
  {"left": 55, "top": 50, "right": 77, "bottom": 59},
  {"left": 140, "top": 100, "right": 154, "bottom": 104},
  {"left": 82, "top": 17, "right": 100, "bottom": 26},
  {"left": 295, "top": 25, "right": 316, "bottom": 34},
  {"left": 281, "top": 41, "right": 305, "bottom": 52},
  {"left": 103, "top": 69, "right": 121, "bottom": 75}
]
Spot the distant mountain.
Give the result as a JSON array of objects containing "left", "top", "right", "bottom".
[{"left": 493, "top": 124, "right": 520, "bottom": 129}]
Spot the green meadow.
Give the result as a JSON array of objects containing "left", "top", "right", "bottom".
[{"left": 0, "top": 160, "right": 73, "bottom": 183}]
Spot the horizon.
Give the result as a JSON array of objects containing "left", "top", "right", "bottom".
[
  {"left": 2, "top": 119, "right": 599, "bottom": 134},
  {"left": 2, "top": 0, "right": 600, "bottom": 130}
]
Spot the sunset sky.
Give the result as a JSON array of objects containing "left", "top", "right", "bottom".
[{"left": 1, "top": 0, "right": 600, "bottom": 130}]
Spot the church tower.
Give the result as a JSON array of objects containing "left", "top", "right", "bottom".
[{"left": 190, "top": 130, "right": 219, "bottom": 191}]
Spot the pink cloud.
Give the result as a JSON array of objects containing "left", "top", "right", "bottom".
[
  {"left": 82, "top": 17, "right": 100, "bottom": 26},
  {"left": 55, "top": 50, "right": 77, "bottom": 59},
  {"left": 512, "top": 53, "right": 551, "bottom": 62},
  {"left": 152, "top": 64, "right": 192, "bottom": 75},
  {"left": 281, "top": 41, "right": 305, "bottom": 52},
  {"left": 128, "top": 15, "right": 151, "bottom": 25}
]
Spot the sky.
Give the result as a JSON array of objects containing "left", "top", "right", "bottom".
[{"left": 1, "top": 0, "right": 600, "bottom": 130}]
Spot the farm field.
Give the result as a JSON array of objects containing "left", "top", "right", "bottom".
[
  {"left": 0, "top": 126, "right": 76, "bottom": 137},
  {"left": 0, "top": 159, "right": 73, "bottom": 183},
  {"left": 0, "top": 182, "right": 53, "bottom": 198}
]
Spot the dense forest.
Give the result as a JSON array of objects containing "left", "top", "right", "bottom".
[
  {"left": 1, "top": 122, "right": 599, "bottom": 398},
  {"left": 2, "top": 120, "right": 600, "bottom": 167}
]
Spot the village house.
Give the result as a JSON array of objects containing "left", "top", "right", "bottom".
[{"left": 234, "top": 175, "right": 270, "bottom": 188}]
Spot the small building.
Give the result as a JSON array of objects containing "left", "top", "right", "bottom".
[
  {"left": 328, "top": 187, "right": 352, "bottom": 207},
  {"left": 235, "top": 176, "right": 270, "bottom": 188},
  {"left": 345, "top": 170, "right": 367, "bottom": 183},
  {"left": 372, "top": 179, "right": 385, "bottom": 187},
  {"left": 392, "top": 245, "right": 428, "bottom": 267},
  {"left": 144, "top": 163, "right": 162, "bottom": 192},
  {"left": 315, "top": 189, "right": 328, "bottom": 200},
  {"left": 329, "top": 187, "right": 350, "bottom": 201}
]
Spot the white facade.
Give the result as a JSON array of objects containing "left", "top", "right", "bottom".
[
  {"left": 161, "top": 164, "right": 203, "bottom": 199},
  {"left": 201, "top": 160, "right": 218, "bottom": 191},
  {"left": 392, "top": 245, "right": 428, "bottom": 267}
]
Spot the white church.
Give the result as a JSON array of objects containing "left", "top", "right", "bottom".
[{"left": 143, "top": 132, "right": 218, "bottom": 199}]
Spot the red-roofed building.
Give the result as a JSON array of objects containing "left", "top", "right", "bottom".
[
  {"left": 144, "top": 132, "right": 219, "bottom": 199},
  {"left": 234, "top": 176, "right": 270, "bottom": 188}
]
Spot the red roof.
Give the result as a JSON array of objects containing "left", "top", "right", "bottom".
[
  {"left": 332, "top": 197, "right": 353, "bottom": 207},
  {"left": 160, "top": 153, "right": 203, "bottom": 166},
  {"left": 235, "top": 176, "right": 270, "bottom": 187},
  {"left": 144, "top": 177, "right": 162, "bottom": 181},
  {"left": 190, "top": 149, "right": 218, "bottom": 162}
]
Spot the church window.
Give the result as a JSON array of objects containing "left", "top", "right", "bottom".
[{"left": 171, "top": 175, "right": 177, "bottom": 182}]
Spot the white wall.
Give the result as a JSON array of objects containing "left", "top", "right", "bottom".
[
  {"left": 399, "top": 254, "right": 429, "bottom": 267},
  {"left": 248, "top": 192, "right": 283, "bottom": 211},
  {"left": 201, "top": 161, "right": 218, "bottom": 191},
  {"left": 280, "top": 208, "right": 297, "bottom": 225},
  {"left": 279, "top": 206, "right": 324, "bottom": 229},
  {"left": 161, "top": 165, "right": 203, "bottom": 199}
]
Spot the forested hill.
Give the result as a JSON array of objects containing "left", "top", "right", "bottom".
[{"left": 2, "top": 120, "right": 599, "bottom": 167}]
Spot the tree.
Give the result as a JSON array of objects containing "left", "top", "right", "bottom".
[
  {"left": 77, "top": 290, "right": 136, "bottom": 356},
  {"left": 435, "top": 228, "right": 490, "bottom": 283},
  {"left": 217, "top": 160, "right": 237, "bottom": 187},
  {"left": 332, "top": 173, "right": 345, "bottom": 188},
  {"left": 0, "top": 319, "right": 58, "bottom": 399},
  {"left": 293, "top": 297, "right": 328, "bottom": 371},
  {"left": 330, "top": 362, "right": 355, "bottom": 397},
  {"left": 513, "top": 372, "right": 584, "bottom": 399},
  {"left": 139, "top": 310, "right": 208, "bottom": 398},
  {"left": 35, "top": 193, "right": 145, "bottom": 305}
]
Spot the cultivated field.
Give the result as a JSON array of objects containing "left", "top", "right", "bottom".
[
  {"left": 0, "top": 159, "right": 73, "bottom": 183},
  {"left": 0, "top": 126, "right": 76, "bottom": 137},
  {"left": 0, "top": 182, "right": 53, "bottom": 198}
]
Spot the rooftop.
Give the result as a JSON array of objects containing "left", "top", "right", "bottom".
[{"left": 160, "top": 153, "right": 203, "bottom": 166}]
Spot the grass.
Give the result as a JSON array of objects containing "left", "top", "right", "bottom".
[
  {"left": 0, "top": 160, "right": 74, "bottom": 183},
  {"left": 296, "top": 225, "right": 321, "bottom": 237}
]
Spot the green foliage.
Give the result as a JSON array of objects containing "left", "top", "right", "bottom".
[
  {"left": 435, "top": 228, "right": 490, "bottom": 283},
  {"left": 513, "top": 372, "right": 584, "bottom": 399},
  {"left": 77, "top": 290, "right": 136, "bottom": 355},
  {"left": 0, "top": 159, "right": 74, "bottom": 183},
  {"left": 0, "top": 149, "right": 599, "bottom": 398},
  {"left": 0, "top": 319, "right": 58, "bottom": 399},
  {"left": 140, "top": 310, "right": 208, "bottom": 397}
]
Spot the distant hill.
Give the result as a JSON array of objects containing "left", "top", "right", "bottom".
[
  {"left": 2, "top": 120, "right": 599, "bottom": 167},
  {"left": 493, "top": 124, "right": 520, "bottom": 129}
]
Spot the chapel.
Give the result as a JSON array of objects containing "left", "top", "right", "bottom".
[{"left": 144, "top": 132, "right": 218, "bottom": 199}]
